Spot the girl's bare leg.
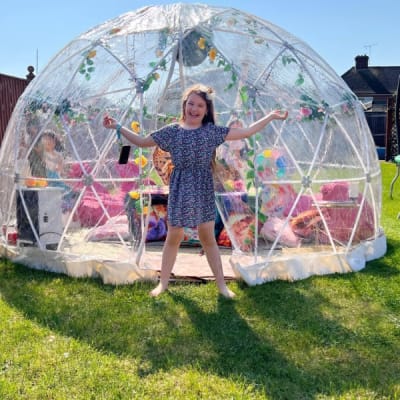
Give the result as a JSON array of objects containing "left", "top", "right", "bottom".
[
  {"left": 150, "top": 225, "right": 183, "bottom": 297},
  {"left": 198, "top": 221, "right": 236, "bottom": 298}
]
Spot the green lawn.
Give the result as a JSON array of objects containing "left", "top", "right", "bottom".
[{"left": 0, "top": 162, "right": 399, "bottom": 400}]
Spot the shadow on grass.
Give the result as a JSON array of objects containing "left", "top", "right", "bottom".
[
  {"left": 357, "top": 236, "right": 400, "bottom": 278},
  {"left": 239, "top": 278, "right": 399, "bottom": 399},
  {"left": 383, "top": 236, "right": 400, "bottom": 256},
  {"left": 171, "top": 276, "right": 399, "bottom": 399},
  {"left": 1, "top": 257, "right": 399, "bottom": 399}
]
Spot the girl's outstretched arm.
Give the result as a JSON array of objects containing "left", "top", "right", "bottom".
[
  {"left": 225, "top": 110, "right": 288, "bottom": 141},
  {"left": 103, "top": 116, "right": 156, "bottom": 148}
]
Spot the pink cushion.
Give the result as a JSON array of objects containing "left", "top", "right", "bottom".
[
  {"left": 115, "top": 162, "right": 139, "bottom": 177},
  {"left": 77, "top": 192, "right": 125, "bottom": 227},
  {"left": 86, "top": 215, "right": 131, "bottom": 241},
  {"left": 67, "top": 161, "right": 94, "bottom": 178},
  {"left": 321, "top": 181, "right": 349, "bottom": 201},
  {"left": 319, "top": 195, "right": 374, "bottom": 244},
  {"left": 261, "top": 216, "right": 300, "bottom": 247}
]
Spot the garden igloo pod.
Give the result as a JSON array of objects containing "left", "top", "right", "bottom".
[{"left": 0, "top": 3, "right": 386, "bottom": 285}]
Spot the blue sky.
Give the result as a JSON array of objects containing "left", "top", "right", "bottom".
[{"left": 2, "top": 0, "right": 400, "bottom": 78}]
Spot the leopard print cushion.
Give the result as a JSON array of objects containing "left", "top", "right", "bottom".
[{"left": 153, "top": 146, "right": 173, "bottom": 185}]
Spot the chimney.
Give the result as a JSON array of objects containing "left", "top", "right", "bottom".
[
  {"left": 26, "top": 65, "right": 35, "bottom": 82},
  {"left": 355, "top": 55, "right": 369, "bottom": 70}
]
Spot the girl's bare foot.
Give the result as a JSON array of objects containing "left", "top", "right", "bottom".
[
  {"left": 150, "top": 282, "right": 168, "bottom": 297},
  {"left": 219, "top": 286, "right": 236, "bottom": 299}
]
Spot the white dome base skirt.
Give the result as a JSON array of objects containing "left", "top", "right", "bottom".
[{"left": 0, "top": 234, "right": 386, "bottom": 286}]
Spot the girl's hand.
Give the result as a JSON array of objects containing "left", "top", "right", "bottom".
[
  {"left": 103, "top": 115, "right": 117, "bottom": 129},
  {"left": 271, "top": 110, "right": 289, "bottom": 120}
]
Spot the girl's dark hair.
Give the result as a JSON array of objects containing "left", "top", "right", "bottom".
[{"left": 180, "top": 84, "right": 216, "bottom": 125}]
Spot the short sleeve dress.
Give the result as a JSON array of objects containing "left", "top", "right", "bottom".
[{"left": 151, "top": 123, "right": 229, "bottom": 227}]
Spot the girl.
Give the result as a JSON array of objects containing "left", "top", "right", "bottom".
[{"left": 103, "top": 84, "right": 288, "bottom": 298}]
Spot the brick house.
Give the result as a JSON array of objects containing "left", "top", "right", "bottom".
[
  {"left": 0, "top": 66, "right": 35, "bottom": 145},
  {"left": 341, "top": 55, "right": 400, "bottom": 160}
]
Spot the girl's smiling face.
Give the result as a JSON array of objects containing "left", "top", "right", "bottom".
[{"left": 183, "top": 93, "right": 208, "bottom": 128}]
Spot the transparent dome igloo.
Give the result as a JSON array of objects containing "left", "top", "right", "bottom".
[{"left": 0, "top": 3, "right": 386, "bottom": 285}]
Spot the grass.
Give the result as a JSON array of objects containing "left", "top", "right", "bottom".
[{"left": 0, "top": 161, "right": 399, "bottom": 399}]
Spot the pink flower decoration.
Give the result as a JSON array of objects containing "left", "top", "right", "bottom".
[
  {"left": 300, "top": 107, "right": 312, "bottom": 117},
  {"left": 233, "top": 180, "right": 245, "bottom": 191}
]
